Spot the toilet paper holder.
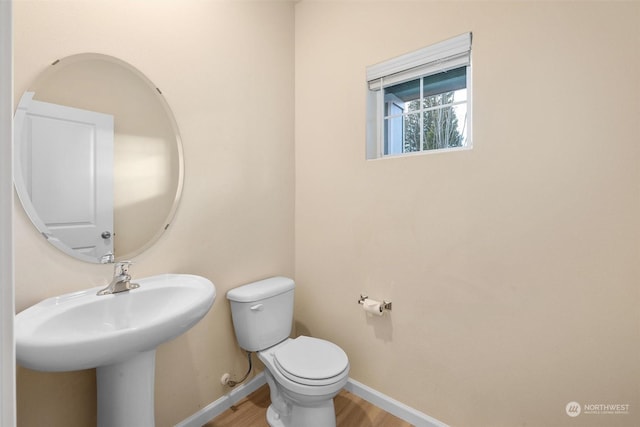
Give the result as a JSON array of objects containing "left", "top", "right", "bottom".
[{"left": 358, "top": 294, "right": 392, "bottom": 312}]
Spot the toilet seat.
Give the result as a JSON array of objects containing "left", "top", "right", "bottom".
[{"left": 273, "top": 336, "right": 348, "bottom": 386}]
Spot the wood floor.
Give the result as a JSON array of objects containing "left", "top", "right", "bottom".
[{"left": 205, "top": 385, "right": 414, "bottom": 427}]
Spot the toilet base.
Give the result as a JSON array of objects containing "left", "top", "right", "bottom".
[
  {"left": 266, "top": 405, "right": 284, "bottom": 427},
  {"left": 266, "top": 400, "right": 337, "bottom": 427}
]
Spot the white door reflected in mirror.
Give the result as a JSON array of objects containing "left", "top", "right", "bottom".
[{"left": 15, "top": 92, "right": 115, "bottom": 260}]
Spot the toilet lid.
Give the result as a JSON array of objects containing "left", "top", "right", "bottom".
[{"left": 274, "top": 336, "right": 348, "bottom": 382}]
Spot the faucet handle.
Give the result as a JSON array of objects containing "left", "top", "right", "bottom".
[{"left": 114, "top": 260, "right": 133, "bottom": 276}]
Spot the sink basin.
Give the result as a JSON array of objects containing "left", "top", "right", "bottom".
[
  {"left": 15, "top": 273, "right": 215, "bottom": 427},
  {"left": 16, "top": 273, "right": 215, "bottom": 371}
]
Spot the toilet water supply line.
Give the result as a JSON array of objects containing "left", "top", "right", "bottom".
[{"left": 222, "top": 351, "right": 253, "bottom": 388}]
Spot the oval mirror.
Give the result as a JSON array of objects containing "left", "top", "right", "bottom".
[{"left": 14, "top": 53, "right": 184, "bottom": 263}]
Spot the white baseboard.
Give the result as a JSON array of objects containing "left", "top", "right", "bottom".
[
  {"left": 175, "top": 374, "right": 447, "bottom": 427},
  {"left": 174, "top": 373, "right": 267, "bottom": 427},
  {"left": 344, "top": 378, "right": 448, "bottom": 427}
]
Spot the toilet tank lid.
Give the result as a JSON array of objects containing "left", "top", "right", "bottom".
[{"left": 226, "top": 276, "right": 295, "bottom": 302}]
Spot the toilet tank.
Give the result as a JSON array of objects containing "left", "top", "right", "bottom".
[{"left": 226, "top": 276, "right": 295, "bottom": 352}]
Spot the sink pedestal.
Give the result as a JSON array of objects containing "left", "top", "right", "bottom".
[{"left": 97, "top": 350, "right": 156, "bottom": 427}]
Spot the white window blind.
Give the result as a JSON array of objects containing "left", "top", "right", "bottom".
[{"left": 367, "top": 32, "right": 472, "bottom": 91}]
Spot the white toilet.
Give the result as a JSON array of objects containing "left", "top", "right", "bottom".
[{"left": 227, "top": 277, "right": 350, "bottom": 427}]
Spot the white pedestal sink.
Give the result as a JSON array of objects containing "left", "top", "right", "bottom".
[{"left": 15, "top": 273, "right": 216, "bottom": 427}]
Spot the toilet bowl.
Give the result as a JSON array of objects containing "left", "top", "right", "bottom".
[
  {"left": 226, "top": 277, "right": 350, "bottom": 427},
  {"left": 258, "top": 336, "right": 349, "bottom": 427}
]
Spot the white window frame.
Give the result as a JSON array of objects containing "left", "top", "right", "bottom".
[{"left": 366, "top": 32, "right": 472, "bottom": 159}]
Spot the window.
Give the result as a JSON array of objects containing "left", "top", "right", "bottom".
[{"left": 366, "top": 33, "right": 472, "bottom": 159}]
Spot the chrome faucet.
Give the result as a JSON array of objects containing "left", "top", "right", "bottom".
[{"left": 97, "top": 261, "right": 140, "bottom": 296}]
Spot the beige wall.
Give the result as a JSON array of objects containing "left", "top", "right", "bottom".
[
  {"left": 14, "top": 1, "right": 294, "bottom": 426},
  {"left": 13, "top": 1, "right": 640, "bottom": 427},
  {"left": 294, "top": 2, "right": 639, "bottom": 427}
]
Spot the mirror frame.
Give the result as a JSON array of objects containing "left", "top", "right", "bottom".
[{"left": 14, "top": 53, "right": 184, "bottom": 263}]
